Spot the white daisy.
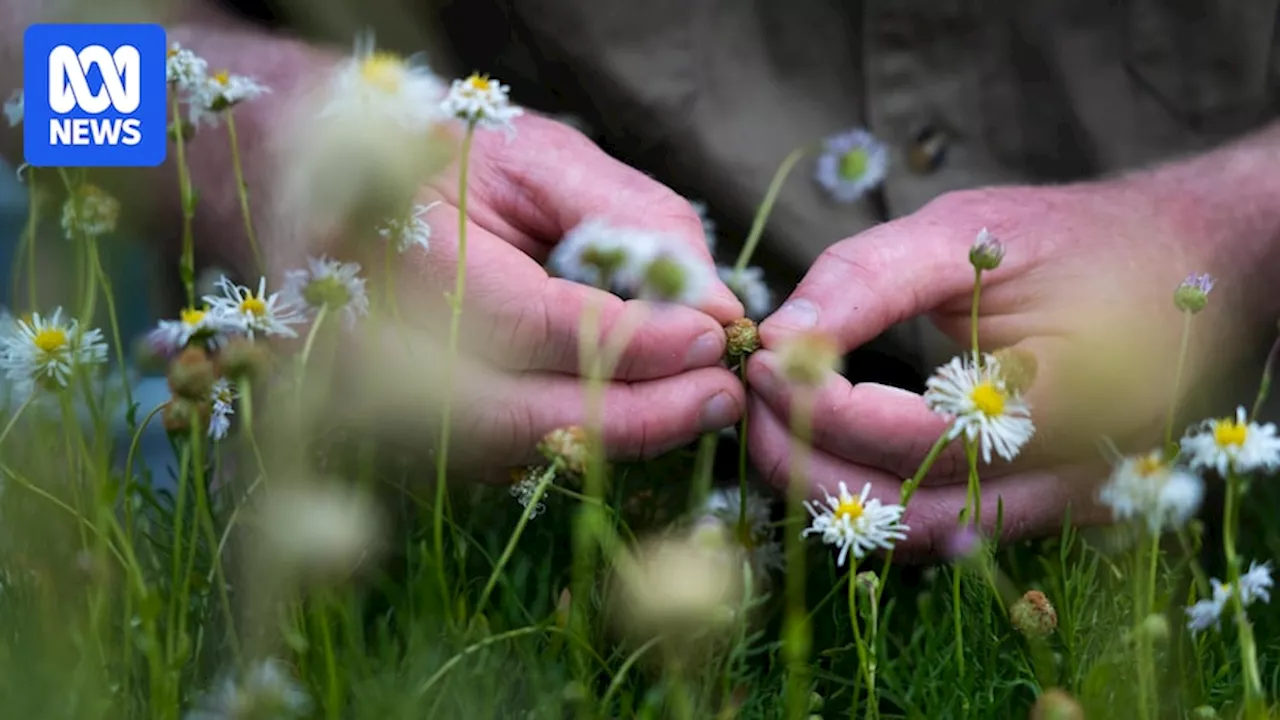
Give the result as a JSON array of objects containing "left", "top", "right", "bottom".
[
  {"left": 60, "top": 184, "right": 120, "bottom": 239},
  {"left": 203, "top": 276, "right": 303, "bottom": 339},
  {"left": 323, "top": 31, "right": 447, "bottom": 131},
  {"left": 377, "top": 201, "right": 437, "bottom": 254},
  {"left": 1180, "top": 406, "right": 1280, "bottom": 476},
  {"left": 280, "top": 256, "right": 370, "bottom": 330},
  {"left": 688, "top": 199, "right": 717, "bottom": 252},
  {"left": 814, "top": 128, "right": 889, "bottom": 203},
  {"left": 440, "top": 73, "right": 523, "bottom": 131},
  {"left": 627, "top": 244, "right": 713, "bottom": 307},
  {"left": 1, "top": 308, "right": 107, "bottom": 391},
  {"left": 209, "top": 377, "right": 236, "bottom": 441},
  {"left": 186, "top": 658, "right": 312, "bottom": 720},
  {"left": 4, "top": 89, "right": 22, "bottom": 127},
  {"left": 924, "top": 353, "right": 1036, "bottom": 464},
  {"left": 801, "top": 481, "right": 908, "bottom": 567},
  {"left": 718, "top": 265, "right": 773, "bottom": 319},
  {"left": 697, "top": 486, "right": 783, "bottom": 573},
  {"left": 547, "top": 218, "right": 660, "bottom": 295},
  {"left": 1097, "top": 450, "right": 1204, "bottom": 534},
  {"left": 188, "top": 69, "right": 269, "bottom": 126},
  {"left": 166, "top": 42, "right": 209, "bottom": 94},
  {"left": 1185, "top": 561, "right": 1273, "bottom": 634},
  {"left": 148, "top": 306, "right": 229, "bottom": 354}
]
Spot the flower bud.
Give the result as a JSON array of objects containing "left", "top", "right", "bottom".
[
  {"left": 1030, "top": 688, "right": 1083, "bottom": 720},
  {"left": 1138, "top": 613, "right": 1170, "bottom": 644},
  {"left": 538, "top": 426, "right": 591, "bottom": 476},
  {"left": 854, "top": 570, "right": 880, "bottom": 598},
  {"left": 1010, "top": 589, "right": 1057, "bottom": 637},
  {"left": 992, "top": 347, "right": 1038, "bottom": 396},
  {"left": 777, "top": 332, "right": 843, "bottom": 387},
  {"left": 968, "top": 228, "right": 1005, "bottom": 271},
  {"left": 725, "top": 318, "right": 761, "bottom": 360},
  {"left": 167, "top": 346, "right": 217, "bottom": 400},
  {"left": 217, "top": 337, "right": 274, "bottom": 383},
  {"left": 1173, "top": 273, "right": 1214, "bottom": 314},
  {"left": 162, "top": 397, "right": 210, "bottom": 436}
]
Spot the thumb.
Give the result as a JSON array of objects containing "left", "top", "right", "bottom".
[{"left": 758, "top": 214, "right": 985, "bottom": 351}]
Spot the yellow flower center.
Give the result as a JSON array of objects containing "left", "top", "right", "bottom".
[
  {"left": 360, "top": 52, "right": 406, "bottom": 93},
  {"left": 213, "top": 70, "right": 230, "bottom": 86},
  {"left": 33, "top": 327, "right": 68, "bottom": 354},
  {"left": 239, "top": 297, "right": 267, "bottom": 317},
  {"left": 166, "top": 48, "right": 177, "bottom": 58},
  {"left": 466, "top": 73, "right": 490, "bottom": 92},
  {"left": 835, "top": 498, "right": 864, "bottom": 522},
  {"left": 1135, "top": 453, "right": 1166, "bottom": 477},
  {"left": 180, "top": 308, "right": 206, "bottom": 326},
  {"left": 970, "top": 382, "right": 1006, "bottom": 416},
  {"left": 1214, "top": 420, "right": 1249, "bottom": 448}
]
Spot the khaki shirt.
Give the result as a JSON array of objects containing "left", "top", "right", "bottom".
[{"left": 284, "top": 0, "right": 1280, "bottom": 368}]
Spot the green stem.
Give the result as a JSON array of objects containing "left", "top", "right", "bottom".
[
  {"left": 414, "top": 625, "right": 551, "bottom": 698},
  {"left": 600, "top": 635, "right": 663, "bottom": 713},
  {"left": 165, "top": 443, "right": 192, "bottom": 666},
  {"left": 570, "top": 298, "right": 606, "bottom": 698},
  {"left": 1164, "top": 310, "right": 1193, "bottom": 453},
  {"left": 970, "top": 268, "right": 982, "bottom": 361},
  {"left": 472, "top": 466, "right": 556, "bottom": 624},
  {"left": 433, "top": 122, "right": 478, "bottom": 621},
  {"left": 315, "top": 597, "right": 342, "bottom": 720},
  {"left": 0, "top": 462, "right": 126, "bottom": 569},
  {"left": 952, "top": 560, "right": 966, "bottom": 679},
  {"left": 206, "top": 474, "right": 262, "bottom": 585},
  {"left": 1223, "top": 471, "right": 1265, "bottom": 715},
  {"left": 738, "top": 362, "right": 750, "bottom": 530},
  {"left": 23, "top": 167, "right": 37, "bottom": 310},
  {"left": 1250, "top": 332, "right": 1280, "bottom": 422},
  {"left": 172, "top": 94, "right": 197, "bottom": 306},
  {"left": 689, "top": 431, "right": 718, "bottom": 511},
  {"left": 89, "top": 237, "right": 133, "bottom": 415},
  {"left": 784, "top": 390, "right": 813, "bottom": 720},
  {"left": 191, "top": 426, "right": 241, "bottom": 661},
  {"left": 848, "top": 560, "right": 878, "bottom": 720},
  {"left": 965, "top": 439, "right": 981, "bottom": 529},
  {"left": 225, "top": 111, "right": 264, "bottom": 276},
  {"left": 734, "top": 144, "right": 811, "bottom": 274}
]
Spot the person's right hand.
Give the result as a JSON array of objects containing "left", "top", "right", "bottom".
[{"left": 341, "top": 115, "right": 747, "bottom": 476}]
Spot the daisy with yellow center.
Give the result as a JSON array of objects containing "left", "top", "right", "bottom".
[
  {"left": 0, "top": 307, "right": 107, "bottom": 391},
  {"left": 165, "top": 42, "right": 208, "bottom": 93},
  {"left": 203, "top": 276, "right": 303, "bottom": 339},
  {"left": 1181, "top": 405, "right": 1280, "bottom": 476},
  {"left": 923, "top": 352, "right": 1035, "bottom": 463},
  {"left": 801, "top": 481, "right": 908, "bottom": 567},
  {"left": 208, "top": 377, "right": 236, "bottom": 441},
  {"left": 1186, "top": 561, "right": 1273, "bottom": 633},
  {"left": 440, "top": 72, "right": 523, "bottom": 131},
  {"left": 280, "top": 256, "right": 371, "bottom": 330},
  {"left": 188, "top": 68, "right": 269, "bottom": 126},
  {"left": 1097, "top": 449, "right": 1204, "bottom": 534},
  {"left": 148, "top": 305, "right": 228, "bottom": 354},
  {"left": 324, "top": 31, "right": 447, "bottom": 131}
]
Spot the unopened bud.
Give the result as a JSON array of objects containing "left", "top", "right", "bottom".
[
  {"left": 1030, "top": 688, "right": 1083, "bottom": 720},
  {"left": 725, "top": 318, "right": 760, "bottom": 360},
  {"left": 1173, "top": 273, "right": 1214, "bottom": 314},
  {"left": 854, "top": 570, "right": 880, "bottom": 598},
  {"left": 968, "top": 228, "right": 1005, "bottom": 271},
  {"left": 777, "top": 332, "right": 843, "bottom": 387},
  {"left": 1010, "top": 590, "right": 1057, "bottom": 637},
  {"left": 162, "top": 397, "right": 210, "bottom": 436},
  {"left": 167, "top": 346, "right": 216, "bottom": 400},
  {"left": 538, "top": 426, "right": 591, "bottom": 476},
  {"left": 217, "top": 337, "right": 274, "bottom": 383},
  {"left": 992, "top": 347, "right": 1038, "bottom": 395}
]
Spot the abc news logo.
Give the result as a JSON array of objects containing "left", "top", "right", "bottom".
[
  {"left": 24, "top": 24, "right": 166, "bottom": 168},
  {"left": 47, "top": 44, "right": 143, "bottom": 146}
]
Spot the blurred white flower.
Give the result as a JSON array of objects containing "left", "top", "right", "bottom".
[
  {"left": 186, "top": 658, "right": 312, "bottom": 720},
  {"left": 718, "top": 266, "right": 773, "bottom": 319},
  {"left": 1180, "top": 406, "right": 1280, "bottom": 476},
  {"left": 204, "top": 276, "right": 303, "bottom": 340},
  {"left": 208, "top": 377, "right": 235, "bottom": 441},
  {"left": 612, "top": 531, "right": 745, "bottom": 643},
  {"left": 4, "top": 89, "right": 22, "bottom": 127},
  {"left": 280, "top": 256, "right": 370, "bottom": 330},
  {"left": 148, "top": 307, "right": 229, "bottom": 355},
  {"left": 1, "top": 308, "right": 107, "bottom": 392},
  {"left": 802, "top": 481, "right": 908, "bottom": 567},
  {"left": 548, "top": 218, "right": 653, "bottom": 293},
  {"left": 689, "top": 199, "right": 717, "bottom": 252},
  {"left": 61, "top": 183, "right": 120, "bottom": 239},
  {"left": 261, "top": 481, "right": 383, "bottom": 579},
  {"left": 189, "top": 69, "right": 269, "bottom": 126},
  {"left": 1186, "top": 561, "right": 1273, "bottom": 633},
  {"left": 924, "top": 353, "right": 1035, "bottom": 463},
  {"left": 814, "top": 128, "right": 888, "bottom": 203},
  {"left": 1097, "top": 450, "right": 1204, "bottom": 534},
  {"left": 324, "top": 31, "right": 446, "bottom": 131},
  {"left": 440, "top": 73, "right": 523, "bottom": 131},
  {"left": 696, "top": 487, "right": 783, "bottom": 574},
  {"left": 378, "top": 201, "right": 438, "bottom": 254},
  {"left": 627, "top": 244, "right": 713, "bottom": 307},
  {"left": 166, "top": 43, "right": 209, "bottom": 94}
]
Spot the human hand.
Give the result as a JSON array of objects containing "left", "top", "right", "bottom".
[
  {"left": 342, "top": 114, "right": 746, "bottom": 476},
  {"left": 745, "top": 179, "right": 1267, "bottom": 559}
]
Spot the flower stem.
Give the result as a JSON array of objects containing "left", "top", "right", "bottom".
[
  {"left": 433, "top": 121, "right": 478, "bottom": 622},
  {"left": 952, "top": 555, "right": 966, "bottom": 679},
  {"left": 1250, "top": 331, "right": 1280, "bottom": 422},
  {"left": 738, "top": 362, "right": 750, "bottom": 530},
  {"left": 876, "top": 427, "right": 953, "bottom": 590},
  {"left": 970, "top": 267, "right": 982, "bottom": 362},
  {"left": 848, "top": 560, "right": 879, "bottom": 720},
  {"left": 23, "top": 167, "right": 37, "bottom": 310},
  {"left": 784, "top": 389, "right": 814, "bottom": 720},
  {"left": 1223, "top": 471, "right": 1265, "bottom": 715},
  {"left": 1164, "top": 310, "right": 1193, "bottom": 453},
  {"left": 472, "top": 466, "right": 555, "bottom": 624},
  {"left": 172, "top": 94, "right": 197, "bottom": 306},
  {"left": 734, "top": 144, "right": 810, "bottom": 274},
  {"left": 225, "top": 111, "right": 264, "bottom": 276}
]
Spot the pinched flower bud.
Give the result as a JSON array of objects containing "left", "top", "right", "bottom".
[
  {"left": 968, "top": 228, "right": 1005, "bottom": 271},
  {"left": 217, "top": 337, "right": 274, "bottom": 383},
  {"left": 1030, "top": 688, "right": 1084, "bottom": 720},
  {"left": 724, "top": 318, "right": 761, "bottom": 360},
  {"left": 1010, "top": 589, "right": 1058, "bottom": 637},
  {"left": 167, "top": 346, "right": 217, "bottom": 400},
  {"left": 1174, "top": 273, "right": 1215, "bottom": 314},
  {"left": 538, "top": 426, "right": 591, "bottom": 476},
  {"left": 776, "top": 332, "right": 843, "bottom": 387},
  {"left": 163, "top": 397, "right": 211, "bottom": 436},
  {"left": 991, "top": 346, "right": 1038, "bottom": 396}
]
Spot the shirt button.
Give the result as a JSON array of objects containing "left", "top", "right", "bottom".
[{"left": 906, "top": 124, "right": 948, "bottom": 174}]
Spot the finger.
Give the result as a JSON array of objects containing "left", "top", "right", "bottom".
[
  {"left": 400, "top": 203, "right": 729, "bottom": 380},
  {"left": 435, "top": 114, "right": 743, "bottom": 321}
]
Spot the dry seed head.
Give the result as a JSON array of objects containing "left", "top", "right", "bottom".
[
  {"left": 167, "top": 346, "right": 217, "bottom": 400},
  {"left": 725, "top": 318, "right": 761, "bottom": 360},
  {"left": 162, "top": 397, "right": 211, "bottom": 436},
  {"left": 1010, "top": 589, "right": 1058, "bottom": 637},
  {"left": 217, "top": 337, "right": 274, "bottom": 382},
  {"left": 538, "top": 426, "right": 591, "bottom": 476}
]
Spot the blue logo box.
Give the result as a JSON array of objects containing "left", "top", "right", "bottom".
[{"left": 23, "top": 23, "right": 167, "bottom": 167}]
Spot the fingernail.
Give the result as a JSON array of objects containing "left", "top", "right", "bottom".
[
  {"left": 699, "top": 392, "right": 740, "bottom": 431},
  {"left": 860, "top": 382, "right": 923, "bottom": 401},
  {"left": 766, "top": 298, "right": 818, "bottom": 332},
  {"left": 683, "top": 331, "right": 724, "bottom": 369}
]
